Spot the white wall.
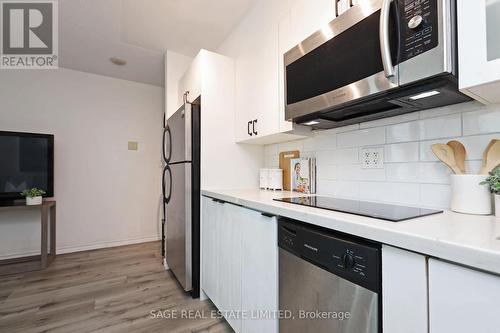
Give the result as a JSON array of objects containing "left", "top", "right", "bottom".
[
  {"left": 165, "top": 51, "right": 193, "bottom": 118},
  {"left": 264, "top": 101, "right": 500, "bottom": 209},
  {"left": 0, "top": 68, "right": 163, "bottom": 259}
]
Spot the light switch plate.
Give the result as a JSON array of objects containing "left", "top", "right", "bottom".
[
  {"left": 361, "top": 147, "right": 384, "bottom": 169},
  {"left": 128, "top": 141, "right": 139, "bottom": 151}
]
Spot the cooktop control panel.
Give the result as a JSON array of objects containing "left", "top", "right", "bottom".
[
  {"left": 400, "top": 0, "right": 439, "bottom": 62},
  {"left": 278, "top": 218, "right": 381, "bottom": 293}
]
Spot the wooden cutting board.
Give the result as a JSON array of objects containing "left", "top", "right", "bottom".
[{"left": 279, "top": 150, "right": 300, "bottom": 190}]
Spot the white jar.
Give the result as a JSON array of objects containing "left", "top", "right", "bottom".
[
  {"left": 268, "top": 169, "right": 283, "bottom": 191},
  {"left": 259, "top": 169, "right": 269, "bottom": 189},
  {"left": 495, "top": 194, "right": 500, "bottom": 218},
  {"left": 450, "top": 175, "right": 492, "bottom": 215},
  {"left": 26, "top": 196, "right": 42, "bottom": 206}
]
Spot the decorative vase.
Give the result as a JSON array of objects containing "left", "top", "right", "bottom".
[
  {"left": 26, "top": 196, "right": 42, "bottom": 205},
  {"left": 496, "top": 194, "right": 500, "bottom": 218}
]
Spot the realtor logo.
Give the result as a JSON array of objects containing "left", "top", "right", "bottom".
[{"left": 1, "top": 0, "right": 58, "bottom": 69}]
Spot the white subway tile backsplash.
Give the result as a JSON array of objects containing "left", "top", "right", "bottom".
[
  {"left": 317, "top": 180, "right": 359, "bottom": 199},
  {"left": 459, "top": 134, "right": 500, "bottom": 160},
  {"left": 386, "top": 121, "right": 420, "bottom": 143},
  {"left": 359, "top": 182, "right": 420, "bottom": 205},
  {"left": 419, "top": 162, "right": 452, "bottom": 184},
  {"left": 384, "top": 142, "right": 419, "bottom": 162},
  {"left": 387, "top": 114, "right": 461, "bottom": 143},
  {"left": 337, "top": 165, "right": 386, "bottom": 181},
  {"left": 335, "top": 148, "right": 359, "bottom": 164},
  {"left": 303, "top": 134, "right": 337, "bottom": 151},
  {"left": 465, "top": 160, "right": 483, "bottom": 175},
  {"left": 419, "top": 101, "right": 481, "bottom": 119},
  {"left": 264, "top": 154, "right": 279, "bottom": 168},
  {"left": 337, "top": 127, "right": 385, "bottom": 148},
  {"left": 462, "top": 108, "right": 500, "bottom": 136},
  {"left": 314, "top": 150, "right": 338, "bottom": 165},
  {"left": 385, "top": 163, "right": 420, "bottom": 183},
  {"left": 319, "top": 124, "right": 360, "bottom": 136},
  {"left": 264, "top": 101, "right": 500, "bottom": 209},
  {"left": 264, "top": 144, "right": 279, "bottom": 156},
  {"left": 419, "top": 114, "right": 462, "bottom": 140},
  {"left": 317, "top": 164, "right": 337, "bottom": 180},
  {"left": 278, "top": 140, "right": 304, "bottom": 153},
  {"left": 420, "top": 184, "right": 451, "bottom": 208}
]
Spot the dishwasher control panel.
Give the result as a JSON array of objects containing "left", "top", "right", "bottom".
[{"left": 278, "top": 217, "right": 381, "bottom": 293}]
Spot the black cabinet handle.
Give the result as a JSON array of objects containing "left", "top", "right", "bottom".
[
  {"left": 252, "top": 119, "right": 258, "bottom": 135},
  {"left": 261, "top": 212, "right": 275, "bottom": 218},
  {"left": 211, "top": 198, "right": 226, "bottom": 204},
  {"left": 247, "top": 120, "right": 253, "bottom": 136}
]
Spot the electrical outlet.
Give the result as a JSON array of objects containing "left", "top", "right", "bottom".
[{"left": 361, "top": 147, "right": 384, "bottom": 169}]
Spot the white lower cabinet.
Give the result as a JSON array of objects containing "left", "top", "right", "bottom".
[
  {"left": 201, "top": 196, "right": 278, "bottom": 333},
  {"left": 241, "top": 210, "right": 278, "bottom": 333},
  {"left": 382, "top": 246, "right": 428, "bottom": 333},
  {"left": 428, "top": 258, "right": 500, "bottom": 333},
  {"left": 201, "top": 197, "right": 219, "bottom": 304}
]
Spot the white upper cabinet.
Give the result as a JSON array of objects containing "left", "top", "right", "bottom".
[
  {"left": 458, "top": 0, "right": 500, "bottom": 104},
  {"left": 230, "top": 0, "right": 340, "bottom": 145}
]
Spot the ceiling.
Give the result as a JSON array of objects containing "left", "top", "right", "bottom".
[{"left": 59, "top": 0, "right": 257, "bottom": 87}]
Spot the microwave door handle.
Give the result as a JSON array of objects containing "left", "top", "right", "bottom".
[{"left": 380, "top": 0, "right": 395, "bottom": 78}]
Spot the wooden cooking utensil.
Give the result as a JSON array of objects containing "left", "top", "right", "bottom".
[
  {"left": 279, "top": 150, "right": 300, "bottom": 190},
  {"left": 447, "top": 140, "right": 467, "bottom": 174},
  {"left": 479, "top": 139, "right": 500, "bottom": 175},
  {"left": 431, "top": 144, "right": 463, "bottom": 174},
  {"left": 480, "top": 139, "right": 497, "bottom": 173}
]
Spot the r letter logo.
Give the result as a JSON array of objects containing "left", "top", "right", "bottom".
[{"left": 1, "top": 0, "right": 58, "bottom": 69}]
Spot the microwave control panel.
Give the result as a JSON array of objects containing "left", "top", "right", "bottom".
[{"left": 400, "top": 0, "right": 439, "bottom": 62}]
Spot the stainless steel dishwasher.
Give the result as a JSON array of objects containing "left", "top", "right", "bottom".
[{"left": 278, "top": 217, "right": 381, "bottom": 333}]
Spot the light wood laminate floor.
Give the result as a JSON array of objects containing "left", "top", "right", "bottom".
[{"left": 0, "top": 241, "right": 233, "bottom": 333}]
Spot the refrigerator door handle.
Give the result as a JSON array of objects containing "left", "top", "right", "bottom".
[
  {"left": 163, "top": 165, "right": 172, "bottom": 204},
  {"left": 163, "top": 126, "right": 172, "bottom": 163}
]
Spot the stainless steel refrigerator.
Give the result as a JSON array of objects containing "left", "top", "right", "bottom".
[{"left": 162, "top": 97, "right": 200, "bottom": 298}]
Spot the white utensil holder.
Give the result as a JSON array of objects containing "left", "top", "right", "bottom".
[
  {"left": 451, "top": 175, "right": 492, "bottom": 215},
  {"left": 495, "top": 194, "right": 500, "bottom": 218}
]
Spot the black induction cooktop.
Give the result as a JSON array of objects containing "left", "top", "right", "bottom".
[{"left": 274, "top": 196, "right": 443, "bottom": 222}]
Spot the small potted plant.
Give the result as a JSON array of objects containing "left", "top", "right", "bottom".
[
  {"left": 21, "top": 188, "right": 46, "bottom": 206},
  {"left": 480, "top": 168, "right": 500, "bottom": 217}
]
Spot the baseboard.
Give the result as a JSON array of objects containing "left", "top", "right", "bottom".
[{"left": 0, "top": 235, "right": 161, "bottom": 260}]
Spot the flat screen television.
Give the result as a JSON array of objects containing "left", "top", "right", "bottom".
[{"left": 0, "top": 131, "right": 54, "bottom": 201}]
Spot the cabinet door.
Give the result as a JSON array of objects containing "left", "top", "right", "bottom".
[
  {"left": 458, "top": 0, "right": 500, "bottom": 103},
  {"left": 241, "top": 210, "right": 278, "bottom": 333},
  {"left": 201, "top": 197, "right": 220, "bottom": 304},
  {"left": 234, "top": 17, "right": 280, "bottom": 143},
  {"left": 218, "top": 203, "right": 243, "bottom": 332},
  {"left": 382, "top": 246, "right": 428, "bottom": 333},
  {"left": 429, "top": 258, "right": 500, "bottom": 333}
]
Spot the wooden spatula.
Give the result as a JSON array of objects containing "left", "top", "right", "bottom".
[
  {"left": 431, "top": 144, "right": 463, "bottom": 174},
  {"left": 479, "top": 139, "right": 500, "bottom": 174},
  {"left": 447, "top": 140, "right": 467, "bottom": 174}
]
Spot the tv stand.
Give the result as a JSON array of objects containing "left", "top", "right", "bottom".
[{"left": 0, "top": 200, "right": 56, "bottom": 276}]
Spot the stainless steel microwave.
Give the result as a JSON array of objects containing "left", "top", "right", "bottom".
[{"left": 284, "top": 0, "right": 470, "bottom": 129}]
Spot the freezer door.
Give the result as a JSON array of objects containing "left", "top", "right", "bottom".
[
  {"left": 166, "top": 162, "right": 192, "bottom": 291},
  {"left": 166, "top": 103, "right": 192, "bottom": 163}
]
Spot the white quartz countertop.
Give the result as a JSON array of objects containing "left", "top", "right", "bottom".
[{"left": 202, "top": 189, "right": 500, "bottom": 275}]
